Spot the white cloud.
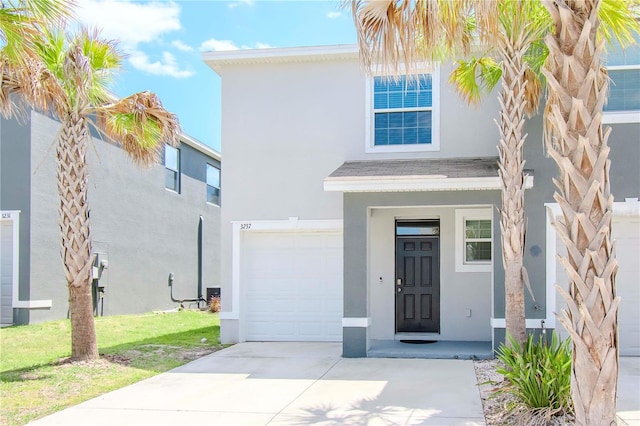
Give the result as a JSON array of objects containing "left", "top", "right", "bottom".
[
  {"left": 75, "top": 0, "right": 194, "bottom": 78},
  {"left": 171, "top": 40, "right": 194, "bottom": 52},
  {"left": 76, "top": 0, "right": 181, "bottom": 49},
  {"left": 199, "top": 38, "right": 273, "bottom": 52},
  {"left": 199, "top": 38, "right": 239, "bottom": 52},
  {"left": 228, "top": 0, "right": 254, "bottom": 9},
  {"left": 327, "top": 11, "right": 342, "bottom": 19},
  {"left": 128, "top": 51, "right": 194, "bottom": 79}
]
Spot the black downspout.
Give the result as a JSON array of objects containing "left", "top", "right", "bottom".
[{"left": 198, "top": 215, "right": 203, "bottom": 302}]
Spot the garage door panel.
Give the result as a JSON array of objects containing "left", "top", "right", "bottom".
[{"left": 244, "top": 231, "right": 343, "bottom": 342}]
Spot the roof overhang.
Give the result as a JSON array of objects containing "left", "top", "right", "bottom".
[
  {"left": 324, "top": 157, "right": 534, "bottom": 192},
  {"left": 203, "top": 44, "right": 359, "bottom": 75},
  {"left": 324, "top": 175, "right": 534, "bottom": 192}
]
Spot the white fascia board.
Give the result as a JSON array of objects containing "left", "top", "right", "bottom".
[
  {"left": 203, "top": 44, "right": 359, "bottom": 74},
  {"left": 180, "top": 134, "right": 221, "bottom": 161},
  {"left": 324, "top": 175, "right": 534, "bottom": 192}
]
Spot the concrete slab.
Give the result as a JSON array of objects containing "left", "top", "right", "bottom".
[{"left": 26, "top": 343, "right": 640, "bottom": 426}]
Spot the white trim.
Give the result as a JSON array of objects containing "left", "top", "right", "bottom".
[
  {"left": 365, "top": 69, "right": 441, "bottom": 153},
  {"left": 455, "top": 208, "right": 493, "bottom": 273},
  {"left": 491, "top": 318, "right": 550, "bottom": 329},
  {"left": 204, "top": 44, "right": 359, "bottom": 74},
  {"left": 325, "top": 175, "right": 535, "bottom": 193},
  {"left": 222, "top": 219, "right": 344, "bottom": 325},
  {"left": 1, "top": 211, "right": 52, "bottom": 311},
  {"left": 180, "top": 134, "right": 221, "bottom": 161},
  {"left": 603, "top": 111, "right": 640, "bottom": 124},
  {"left": 342, "top": 317, "right": 371, "bottom": 327}
]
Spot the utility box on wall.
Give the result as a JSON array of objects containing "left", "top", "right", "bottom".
[{"left": 206, "top": 287, "right": 221, "bottom": 302}]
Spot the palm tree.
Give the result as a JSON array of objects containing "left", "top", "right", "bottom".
[
  {"left": 352, "top": 0, "right": 545, "bottom": 345},
  {"left": 1, "top": 0, "right": 73, "bottom": 115},
  {"left": 542, "top": 0, "right": 638, "bottom": 423},
  {"left": 1, "top": 28, "right": 179, "bottom": 360}
]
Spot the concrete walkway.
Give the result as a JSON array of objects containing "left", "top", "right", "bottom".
[{"left": 29, "top": 342, "right": 486, "bottom": 425}]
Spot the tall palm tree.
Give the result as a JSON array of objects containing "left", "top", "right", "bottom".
[
  {"left": 1, "top": 28, "right": 179, "bottom": 361},
  {"left": 352, "top": 0, "right": 544, "bottom": 345},
  {"left": 542, "top": 0, "right": 638, "bottom": 423}
]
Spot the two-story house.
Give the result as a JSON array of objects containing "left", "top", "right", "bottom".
[
  {"left": 1, "top": 109, "right": 221, "bottom": 325},
  {"left": 204, "top": 44, "right": 638, "bottom": 358}
]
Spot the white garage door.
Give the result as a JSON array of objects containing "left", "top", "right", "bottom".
[
  {"left": 1, "top": 219, "right": 14, "bottom": 325},
  {"left": 244, "top": 230, "right": 343, "bottom": 341},
  {"left": 555, "top": 215, "right": 639, "bottom": 356}
]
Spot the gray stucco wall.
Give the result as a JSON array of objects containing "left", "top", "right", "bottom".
[
  {"left": 0, "top": 115, "right": 32, "bottom": 324},
  {"left": 3, "top": 111, "right": 220, "bottom": 324}
]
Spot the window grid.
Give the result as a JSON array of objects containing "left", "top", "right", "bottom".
[
  {"left": 464, "top": 219, "right": 491, "bottom": 263},
  {"left": 206, "top": 164, "right": 220, "bottom": 206},
  {"left": 164, "top": 146, "right": 180, "bottom": 193},
  {"left": 373, "top": 74, "right": 433, "bottom": 146},
  {"left": 604, "top": 40, "right": 640, "bottom": 113}
]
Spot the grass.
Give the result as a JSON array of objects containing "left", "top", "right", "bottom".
[{"left": 0, "top": 310, "right": 221, "bottom": 426}]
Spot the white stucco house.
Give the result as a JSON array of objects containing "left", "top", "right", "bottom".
[{"left": 203, "top": 43, "right": 639, "bottom": 358}]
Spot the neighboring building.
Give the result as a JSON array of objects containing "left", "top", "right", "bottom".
[
  {"left": 204, "top": 44, "right": 639, "bottom": 357},
  {"left": 0, "top": 109, "right": 221, "bottom": 325}
]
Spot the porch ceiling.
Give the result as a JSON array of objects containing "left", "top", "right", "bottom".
[{"left": 324, "top": 157, "right": 534, "bottom": 192}]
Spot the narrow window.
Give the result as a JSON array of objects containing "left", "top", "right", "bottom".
[
  {"left": 464, "top": 219, "right": 492, "bottom": 263},
  {"left": 164, "top": 145, "right": 180, "bottom": 192},
  {"left": 206, "top": 164, "right": 220, "bottom": 206}
]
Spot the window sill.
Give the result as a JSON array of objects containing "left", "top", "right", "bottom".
[
  {"left": 603, "top": 111, "right": 640, "bottom": 124},
  {"left": 206, "top": 202, "right": 221, "bottom": 208},
  {"left": 456, "top": 263, "right": 492, "bottom": 273},
  {"left": 366, "top": 143, "right": 440, "bottom": 154}
]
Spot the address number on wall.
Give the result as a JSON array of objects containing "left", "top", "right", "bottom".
[{"left": 240, "top": 223, "right": 252, "bottom": 230}]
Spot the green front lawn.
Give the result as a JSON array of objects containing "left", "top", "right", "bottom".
[{"left": 0, "top": 310, "right": 221, "bottom": 426}]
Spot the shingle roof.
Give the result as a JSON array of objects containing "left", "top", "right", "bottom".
[{"left": 328, "top": 157, "right": 507, "bottom": 179}]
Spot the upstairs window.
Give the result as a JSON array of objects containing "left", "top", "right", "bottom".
[
  {"left": 604, "top": 40, "right": 640, "bottom": 122},
  {"left": 369, "top": 73, "right": 440, "bottom": 152},
  {"left": 206, "top": 164, "right": 220, "bottom": 206},
  {"left": 164, "top": 145, "right": 180, "bottom": 192}
]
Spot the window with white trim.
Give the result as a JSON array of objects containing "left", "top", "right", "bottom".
[
  {"left": 368, "top": 72, "right": 440, "bottom": 152},
  {"left": 206, "top": 164, "right": 220, "bottom": 206},
  {"left": 455, "top": 208, "right": 492, "bottom": 272},
  {"left": 164, "top": 145, "right": 180, "bottom": 192},
  {"left": 604, "top": 39, "right": 640, "bottom": 122}
]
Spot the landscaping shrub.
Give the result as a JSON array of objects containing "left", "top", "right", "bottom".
[
  {"left": 209, "top": 296, "right": 221, "bottom": 313},
  {"left": 494, "top": 331, "right": 572, "bottom": 422}
]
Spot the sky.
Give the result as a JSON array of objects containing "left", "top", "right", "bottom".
[{"left": 75, "top": 0, "right": 358, "bottom": 153}]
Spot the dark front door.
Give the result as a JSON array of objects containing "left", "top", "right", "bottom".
[{"left": 396, "top": 236, "right": 440, "bottom": 333}]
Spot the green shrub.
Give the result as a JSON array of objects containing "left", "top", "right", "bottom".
[{"left": 495, "top": 331, "right": 572, "bottom": 417}]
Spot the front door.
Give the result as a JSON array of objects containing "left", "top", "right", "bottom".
[{"left": 396, "top": 236, "right": 440, "bottom": 332}]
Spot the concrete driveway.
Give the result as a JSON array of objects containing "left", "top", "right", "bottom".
[
  {"left": 28, "top": 343, "right": 640, "bottom": 426},
  {"left": 29, "top": 342, "right": 486, "bottom": 426}
]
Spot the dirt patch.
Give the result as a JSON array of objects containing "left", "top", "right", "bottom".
[{"left": 474, "top": 359, "right": 574, "bottom": 426}]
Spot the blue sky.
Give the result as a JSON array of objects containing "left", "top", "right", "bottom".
[{"left": 76, "top": 0, "right": 357, "bottom": 152}]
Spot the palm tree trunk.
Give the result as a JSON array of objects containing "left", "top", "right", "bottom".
[
  {"left": 542, "top": 1, "right": 619, "bottom": 424},
  {"left": 497, "top": 38, "right": 528, "bottom": 347},
  {"left": 56, "top": 112, "right": 98, "bottom": 361}
]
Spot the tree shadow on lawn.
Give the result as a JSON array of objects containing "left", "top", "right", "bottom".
[{"left": 1, "top": 326, "right": 222, "bottom": 383}]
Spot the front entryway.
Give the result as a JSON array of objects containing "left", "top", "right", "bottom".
[{"left": 395, "top": 221, "right": 440, "bottom": 333}]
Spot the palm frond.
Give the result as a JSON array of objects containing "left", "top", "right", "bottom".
[
  {"left": 449, "top": 56, "right": 501, "bottom": 106},
  {"left": 599, "top": 0, "right": 640, "bottom": 50},
  {"left": 96, "top": 91, "right": 180, "bottom": 167}
]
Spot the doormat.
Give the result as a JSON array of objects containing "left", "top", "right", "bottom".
[{"left": 400, "top": 339, "right": 437, "bottom": 344}]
